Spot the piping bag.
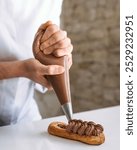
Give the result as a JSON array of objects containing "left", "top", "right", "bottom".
[{"left": 33, "top": 51, "right": 73, "bottom": 121}]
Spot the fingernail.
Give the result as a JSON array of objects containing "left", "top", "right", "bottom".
[
  {"left": 53, "top": 50, "right": 65, "bottom": 57},
  {"left": 40, "top": 44, "right": 44, "bottom": 51},
  {"left": 43, "top": 50, "right": 51, "bottom": 55},
  {"left": 56, "top": 66, "right": 64, "bottom": 74}
]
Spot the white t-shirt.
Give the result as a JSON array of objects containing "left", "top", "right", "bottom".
[{"left": 0, "top": 0, "right": 63, "bottom": 126}]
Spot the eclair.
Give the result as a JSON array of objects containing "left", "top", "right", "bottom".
[{"left": 48, "top": 119, "right": 105, "bottom": 145}]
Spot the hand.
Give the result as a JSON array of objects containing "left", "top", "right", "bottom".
[
  {"left": 23, "top": 58, "right": 64, "bottom": 90},
  {"left": 33, "top": 21, "right": 73, "bottom": 68}
]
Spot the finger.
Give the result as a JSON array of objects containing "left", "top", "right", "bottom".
[
  {"left": 38, "top": 21, "right": 53, "bottom": 32},
  {"left": 40, "top": 30, "right": 67, "bottom": 50},
  {"left": 41, "top": 24, "right": 60, "bottom": 42},
  {"left": 52, "top": 45, "right": 73, "bottom": 57},
  {"left": 33, "top": 30, "right": 44, "bottom": 55},
  {"left": 40, "top": 64, "right": 65, "bottom": 75},
  {"left": 39, "top": 76, "right": 53, "bottom": 90},
  {"left": 42, "top": 38, "right": 71, "bottom": 55}
]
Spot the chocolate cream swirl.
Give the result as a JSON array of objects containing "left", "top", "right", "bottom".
[{"left": 66, "top": 119, "right": 104, "bottom": 136}]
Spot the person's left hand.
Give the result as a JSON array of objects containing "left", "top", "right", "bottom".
[{"left": 33, "top": 21, "right": 73, "bottom": 68}]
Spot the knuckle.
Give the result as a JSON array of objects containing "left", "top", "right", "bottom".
[
  {"left": 67, "top": 37, "right": 71, "bottom": 44},
  {"left": 63, "top": 30, "right": 67, "bottom": 37},
  {"left": 70, "top": 44, "right": 73, "bottom": 50},
  {"left": 47, "top": 24, "right": 59, "bottom": 33},
  {"left": 59, "top": 30, "right": 66, "bottom": 38},
  {"left": 47, "top": 26, "right": 54, "bottom": 33},
  {"left": 65, "top": 38, "right": 71, "bottom": 46},
  {"left": 67, "top": 45, "right": 73, "bottom": 54},
  {"left": 51, "top": 34, "right": 58, "bottom": 43},
  {"left": 58, "top": 40, "right": 65, "bottom": 47}
]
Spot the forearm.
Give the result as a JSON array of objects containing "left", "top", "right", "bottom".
[{"left": 0, "top": 60, "right": 26, "bottom": 80}]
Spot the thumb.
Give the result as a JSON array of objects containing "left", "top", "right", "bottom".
[{"left": 40, "top": 64, "right": 65, "bottom": 75}]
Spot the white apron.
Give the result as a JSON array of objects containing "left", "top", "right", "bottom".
[{"left": 0, "top": 0, "right": 63, "bottom": 126}]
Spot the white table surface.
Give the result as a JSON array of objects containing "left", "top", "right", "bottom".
[{"left": 0, "top": 106, "right": 119, "bottom": 150}]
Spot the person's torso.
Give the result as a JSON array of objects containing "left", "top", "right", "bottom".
[{"left": 0, "top": 0, "right": 63, "bottom": 125}]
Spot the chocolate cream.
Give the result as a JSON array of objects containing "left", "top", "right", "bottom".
[
  {"left": 66, "top": 119, "right": 104, "bottom": 136},
  {"left": 33, "top": 24, "right": 71, "bottom": 105}
]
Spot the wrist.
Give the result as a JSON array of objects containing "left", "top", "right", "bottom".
[
  {"left": 0, "top": 60, "right": 27, "bottom": 80},
  {"left": 20, "top": 59, "right": 32, "bottom": 78},
  {"left": 15, "top": 60, "right": 27, "bottom": 77}
]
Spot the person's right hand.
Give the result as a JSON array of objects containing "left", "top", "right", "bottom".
[
  {"left": 23, "top": 58, "right": 64, "bottom": 90},
  {"left": 33, "top": 21, "right": 73, "bottom": 69}
]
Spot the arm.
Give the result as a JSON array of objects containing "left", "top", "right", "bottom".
[
  {"left": 0, "top": 60, "right": 25, "bottom": 80},
  {"left": 0, "top": 58, "right": 64, "bottom": 89},
  {"left": 0, "top": 21, "right": 73, "bottom": 88}
]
